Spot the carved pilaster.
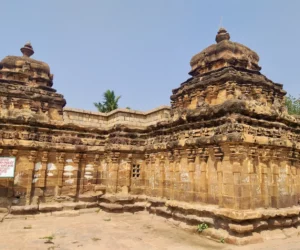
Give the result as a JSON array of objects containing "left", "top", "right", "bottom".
[
  {"left": 150, "top": 153, "right": 156, "bottom": 165},
  {"left": 9, "top": 149, "right": 18, "bottom": 157},
  {"left": 72, "top": 153, "right": 81, "bottom": 164},
  {"left": 198, "top": 147, "right": 209, "bottom": 163},
  {"left": 145, "top": 153, "right": 150, "bottom": 164},
  {"left": 187, "top": 148, "right": 196, "bottom": 163},
  {"left": 259, "top": 148, "right": 271, "bottom": 163},
  {"left": 110, "top": 151, "right": 120, "bottom": 164},
  {"left": 41, "top": 151, "right": 48, "bottom": 163},
  {"left": 106, "top": 151, "right": 120, "bottom": 193},
  {"left": 174, "top": 149, "right": 181, "bottom": 163},
  {"left": 55, "top": 152, "right": 65, "bottom": 187},
  {"left": 158, "top": 152, "right": 165, "bottom": 165},
  {"left": 28, "top": 150, "right": 37, "bottom": 162},
  {"left": 127, "top": 154, "right": 133, "bottom": 165},
  {"left": 249, "top": 146, "right": 258, "bottom": 162},
  {"left": 213, "top": 146, "right": 223, "bottom": 161},
  {"left": 56, "top": 152, "right": 66, "bottom": 164},
  {"left": 94, "top": 154, "right": 100, "bottom": 165},
  {"left": 167, "top": 151, "right": 174, "bottom": 163}
]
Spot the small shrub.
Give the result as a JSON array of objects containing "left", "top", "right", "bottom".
[
  {"left": 220, "top": 237, "right": 225, "bottom": 243},
  {"left": 24, "top": 225, "right": 32, "bottom": 229},
  {"left": 91, "top": 237, "right": 101, "bottom": 241},
  {"left": 197, "top": 223, "right": 208, "bottom": 232},
  {"left": 40, "top": 234, "right": 55, "bottom": 244}
]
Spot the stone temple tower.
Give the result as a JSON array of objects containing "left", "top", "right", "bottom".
[
  {"left": 168, "top": 27, "right": 296, "bottom": 210},
  {"left": 0, "top": 43, "right": 66, "bottom": 122}
]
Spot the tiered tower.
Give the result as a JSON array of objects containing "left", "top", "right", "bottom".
[{"left": 0, "top": 43, "right": 66, "bottom": 121}]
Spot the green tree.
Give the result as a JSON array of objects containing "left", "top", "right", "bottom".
[
  {"left": 285, "top": 94, "right": 300, "bottom": 115},
  {"left": 94, "top": 90, "right": 121, "bottom": 113}
]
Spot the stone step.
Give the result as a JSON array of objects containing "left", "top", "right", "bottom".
[
  {"left": 99, "top": 194, "right": 135, "bottom": 204},
  {"left": 52, "top": 210, "right": 80, "bottom": 217},
  {"left": 11, "top": 205, "right": 38, "bottom": 215},
  {"left": 148, "top": 197, "right": 167, "bottom": 207},
  {"left": 123, "top": 202, "right": 148, "bottom": 212},
  {"left": 99, "top": 202, "right": 123, "bottom": 211}
]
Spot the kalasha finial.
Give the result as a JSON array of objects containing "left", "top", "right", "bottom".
[
  {"left": 21, "top": 42, "right": 34, "bottom": 57},
  {"left": 215, "top": 28, "right": 230, "bottom": 43}
]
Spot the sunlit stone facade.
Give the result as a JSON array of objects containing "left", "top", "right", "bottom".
[{"left": 1, "top": 29, "right": 300, "bottom": 244}]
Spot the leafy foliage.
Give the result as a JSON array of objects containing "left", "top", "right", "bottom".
[
  {"left": 94, "top": 90, "right": 121, "bottom": 113},
  {"left": 197, "top": 223, "right": 208, "bottom": 232},
  {"left": 285, "top": 94, "right": 300, "bottom": 115},
  {"left": 40, "top": 234, "right": 55, "bottom": 244}
]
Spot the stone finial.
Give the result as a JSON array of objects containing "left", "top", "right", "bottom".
[
  {"left": 21, "top": 42, "right": 34, "bottom": 57},
  {"left": 215, "top": 27, "right": 230, "bottom": 43}
]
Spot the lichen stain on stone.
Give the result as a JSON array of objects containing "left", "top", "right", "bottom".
[
  {"left": 34, "top": 162, "right": 42, "bottom": 171},
  {"left": 64, "top": 165, "right": 75, "bottom": 171},
  {"left": 180, "top": 173, "right": 189, "bottom": 182},
  {"left": 47, "top": 163, "right": 57, "bottom": 170},
  {"left": 65, "top": 179, "right": 74, "bottom": 184}
]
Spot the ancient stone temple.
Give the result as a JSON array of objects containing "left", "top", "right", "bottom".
[{"left": 0, "top": 28, "right": 300, "bottom": 244}]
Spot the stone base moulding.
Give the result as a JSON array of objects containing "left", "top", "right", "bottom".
[{"left": 2, "top": 195, "right": 300, "bottom": 245}]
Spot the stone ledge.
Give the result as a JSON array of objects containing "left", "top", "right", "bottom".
[
  {"left": 63, "top": 105, "right": 171, "bottom": 117},
  {"left": 79, "top": 208, "right": 100, "bottom": 214},
  {"left": 52, "top": 210, "right": 80, "bottom": 217},
  {"left": 99, "top": 202, "right": 123, "bottom": 211},
  {"left": 11, "top": 205, "right": 38, "bottom": 214},
  {"left": 39, "top": 203, "right": 63, "bottom": 212},
  {"left": 0, "top": 208, "right": 8, "bottom": 213},
  {"left": 165, "top": 200, "right": 300, "bottom": 221}
]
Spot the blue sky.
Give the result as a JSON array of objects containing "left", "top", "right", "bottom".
[{"left": 1, "top": 0, "right": 299, "bottom": 111}]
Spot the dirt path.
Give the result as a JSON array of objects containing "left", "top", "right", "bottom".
[{"left": 0, "top": 211, "right": 299, "bottom": 250}]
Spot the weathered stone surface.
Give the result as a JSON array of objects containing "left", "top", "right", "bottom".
[
  {"left": 228, "top": 223, "right": 254, "bottom": 234},
  {"left": 185, "top": 214, "right": 214, "bottom": 225},
  {"left": 79, "top": 208, "right": 101, "bottom": 214},
  {"left": 0, "top": 208, "right": 8, "bottom": 213},
  {"left": 39, "top": 203, "right": 63, "bottom": 212},
  {"left": 253, "top": 220, "right": 268, "bottom": 230},
  {"left": 10, "top": 205, "right": 38, "bottom": 214},
  {"left": 123, "top": 202, "right": 147, "bottom": 211},
  {"left": 155, "top": 207, "right": 172, "bottom": 216},
  {"left": 86, "top": 202, "right": 99, "bottom": 208},
  {"left": 52, "top": 210, "right": 80, "bottom": 217},
  {"left": 0, "top": 28, "right": 299, "bottom": 245},
  {"left": 226, "top": 233, "right": 263, "bottom": 245},
  {"left": 62, "top": 202, "right": 77, "bottom": 210},
  {"left": 269, "top": 218, "right": 293, "bottom": 227},
  {"left": 74, "top": 202, "right": 88, "bottom": 209},
  {"left": 99, "top": 202, "right": 123, "bottom": 211},
  {"left": 282, "top": 227, "right": 298, "bottom": 238},
  {"left": 201, "top": 228, "right": 229, "bottom": 241},
  {"left": 260, "top": 229, "right": 287, "bottom": 241}
]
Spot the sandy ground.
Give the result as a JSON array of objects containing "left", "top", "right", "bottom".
[{"left": 0, "top": 210, "right": 300, "bottom": 250}]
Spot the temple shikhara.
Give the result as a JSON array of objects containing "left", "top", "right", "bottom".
[{"left": 1, "top": 28, "right": 300, "bottom": 244}]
